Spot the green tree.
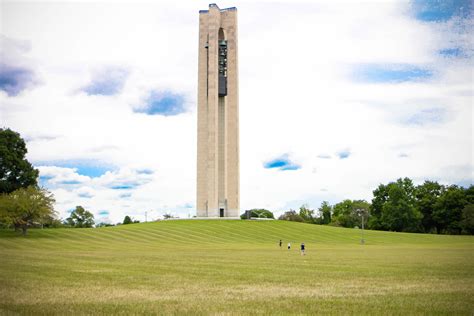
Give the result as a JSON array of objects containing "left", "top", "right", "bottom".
[
  {"left": 318, "top": 201, "right": 332, "bottom": 225},
  {"left": 332, "top": 200, "right": 369, "bottom": 228},
  {"left": 380, "top": 178, "right": 421, "bottom": 232},
  {"left": 352, "top": 200, "right": 370, "bottom": 227},
  {"left": 66, "top": 206, "right": 95, "bottom": 228},
  {"left": 464, "top": 185, "right": 474, "bottom": 204},
  {"left": 0, "top": 186, "right": 56, "bottom": 235},
  {"left": 278, "top": 210, "right": 304, "bottom": 222},
  {"left": 299, "top": 205, "right": 315, "bottom": 223},
  {"left": 0, "top": 128, "right": 39, "bottom": 194},
  {"left": 123, "top": 215, "right": 132, "bottom": 224},
  {"left": 415, "top": 181, "right": 443, "bottom": 233},
  {"left": 433, "top": 185, "right": 466, "bottom": 234},
  {"left": 369, "top": 183, "right": 389, "bottom": 229},
  {"left": 460, "top": 204, "right": 474, "bottom": 234}
]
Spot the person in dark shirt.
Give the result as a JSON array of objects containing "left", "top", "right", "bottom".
[
  {"left": 279, "top": 239, "right": 282, "bottom": 249},
  {"left": 300, "top": 242, "right": 305, "bottom": 255}
]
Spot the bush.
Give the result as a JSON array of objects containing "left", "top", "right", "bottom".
[
  {"left": 123, "top": 216, "right": 132, "bottom": 225},
  {"left": 97, "top": 222, "right": 115, "bottom": 227},
  {"left": 240, "top": 209, "right": 274, "bottom": 219},
  {"left": 278, "top": 210, "right": 304, "bottom": 222}
]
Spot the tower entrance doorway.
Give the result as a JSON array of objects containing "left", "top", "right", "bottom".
[{"left": 220, "top": 208, "right": 224, "bottom": 217}]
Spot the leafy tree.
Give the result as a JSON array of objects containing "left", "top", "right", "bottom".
[
  {"left": 460, "top": 204, "right": 474, "bottom": 234},
  {"left": 0, "top": 128, "right": 39, "bottom": 194},
  {"left": 65, "top": 206, "right": 95, "bottom": 228},
  {"left": 370, "top": 178, "right": 421, "bottom": 232},
  {"left": 278, "top": 210, "right": 304, "bottom": 222},
  {"left": 369, "top": 183, "right": 389, "bottom": 229},
  {"left": 317, "top": 201, "right": 332, "bottom": 225},
  {"left": 352, "top": 200, "right": 370, "bottom": 217},
  {"left": 433, "top": 185, "right": 466, "bottom": 234},
  {"left": 240, "top": 209, "right": 274, "bottom": 219},
  {"left": 415, "top": 181, "right": 443, "bottom": 233},
  {"left": 299, "top": 205, "right": 315, "bottom": 223},
  {"left": 332, "top": 200, "right": 352, "bottom": 223},
  {"left": 331, "top": 200, "right": 369, "bottom": 228},
  {"left": 380, "top": 178, "right": 421, "bottom": 232},
  {"left": 123, "top": 215, "right": 132, "bottom": 224},
  {"left": 464, "top": 185, "right": 474, "bottom": 204},
  {"left": 0, "top": 186, "right": 56, "bottom": 235}
]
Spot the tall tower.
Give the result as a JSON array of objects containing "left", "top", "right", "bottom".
[{"left": 197, "top": 4, "right": 239, "bottom": 218}]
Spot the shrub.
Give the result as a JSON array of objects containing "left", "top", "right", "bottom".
[
  {"left": 278, "top": 210, "right": 304, "bottom": 222},
  {"left": 241, "top": 209, "right": 274, "bottom": 219},
  {"left": 123, "top": 216, "right": 132, "bottom": 225}
]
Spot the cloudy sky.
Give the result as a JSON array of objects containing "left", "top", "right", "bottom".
[{"left": 1, "top": 0, "right": 472, "bottom": 223}]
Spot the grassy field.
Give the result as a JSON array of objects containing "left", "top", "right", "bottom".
[{"left": 0, "top": 220, "right": 473, "bottom": 315}]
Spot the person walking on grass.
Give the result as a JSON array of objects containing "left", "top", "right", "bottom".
[
  {"left": 287, "top": 242, "right": 291, "bottom": 250},
  {"left": 300, "top": 242, "right": 305, "bottom": 255},
  {"left": 279, "top": 239, "right": 282, "bottom": 249}
]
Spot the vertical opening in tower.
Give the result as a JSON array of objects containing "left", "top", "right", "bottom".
[{"left": 218, "top": 28, "right": 227, "bottom": 97}]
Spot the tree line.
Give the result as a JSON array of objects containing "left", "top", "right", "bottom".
[{"left": 277, "top": 178, "right": 473, "bottom": 234}]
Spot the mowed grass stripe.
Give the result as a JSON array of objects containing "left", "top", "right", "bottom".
[
  {"left": 146, "top": 226, "right": 232, "bottom": 245},
  {"left": 162, "top": 221, "right": 251, "bottom": 244},
  {"left": 143, "top": 224, "right": 226, "bottom": 245},
  {"left": 43, "top": 229, "right": 122, "bottom": 250},
  {"left": 202, "top": 221, "right": 302, "bottom": 244},
  {"left": 1, "top": 220, "right": 472, "bottom": 247},
  {"left": 0, "top": 220, "right": 473, "bottom": 315}
]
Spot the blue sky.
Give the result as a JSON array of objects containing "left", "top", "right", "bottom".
[
  {"left": 412, "top": 0, "right": 472, "bottom": 22},
  {"left": 34, "top": 160, "right": 115, "bottom": 178},
  {"left": 264, "top": 154, "right": 301, "bottom": 171},
  {"left": 336, "top": 150, "right": 351, "bottom": 159},
  {"left": 1, "top": 0, "right": 472, "bottom": 222},
  {"left": 135, "top": 91, "right": 187, "bottom": 116},
  {"left": 439, "top": 48, "right": 463, "bottom": 57},
  {"left": 352, "top": 64, "right": 433, "bottom": 83}
]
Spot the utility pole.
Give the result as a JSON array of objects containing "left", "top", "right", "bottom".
[{"left": 356, "top": 208, "right": 366, "bottom": 245}]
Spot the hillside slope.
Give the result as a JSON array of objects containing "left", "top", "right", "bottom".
[
  {"left": 1, "top": 219, "right": 472, "bottom": 249},
  {"left": 0, "top": 220, "right": 473, "bottom": 315}
]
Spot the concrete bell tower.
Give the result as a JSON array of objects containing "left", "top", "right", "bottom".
[{"left": 196, "top": 4, "right": 239, "bottom": 218}]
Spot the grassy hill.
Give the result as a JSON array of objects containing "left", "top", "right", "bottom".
[{"left": 0, "top": 220, "right": 473, "bottom": 315}]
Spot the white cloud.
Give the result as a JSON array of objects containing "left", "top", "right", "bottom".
[
  {"left": 38, "top": 166, "right": 90, "bottom": 185},
  {"left": 1, "top": 1, "right": 472, "bottom": 222}
]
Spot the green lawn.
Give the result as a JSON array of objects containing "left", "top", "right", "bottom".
[{"left": 0, "top": 220, "right": 473, "bottom": 315}]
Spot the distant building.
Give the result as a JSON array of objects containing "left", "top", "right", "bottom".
[{"left": 196, "top": 4, "right": 239, "bottom": 218}]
